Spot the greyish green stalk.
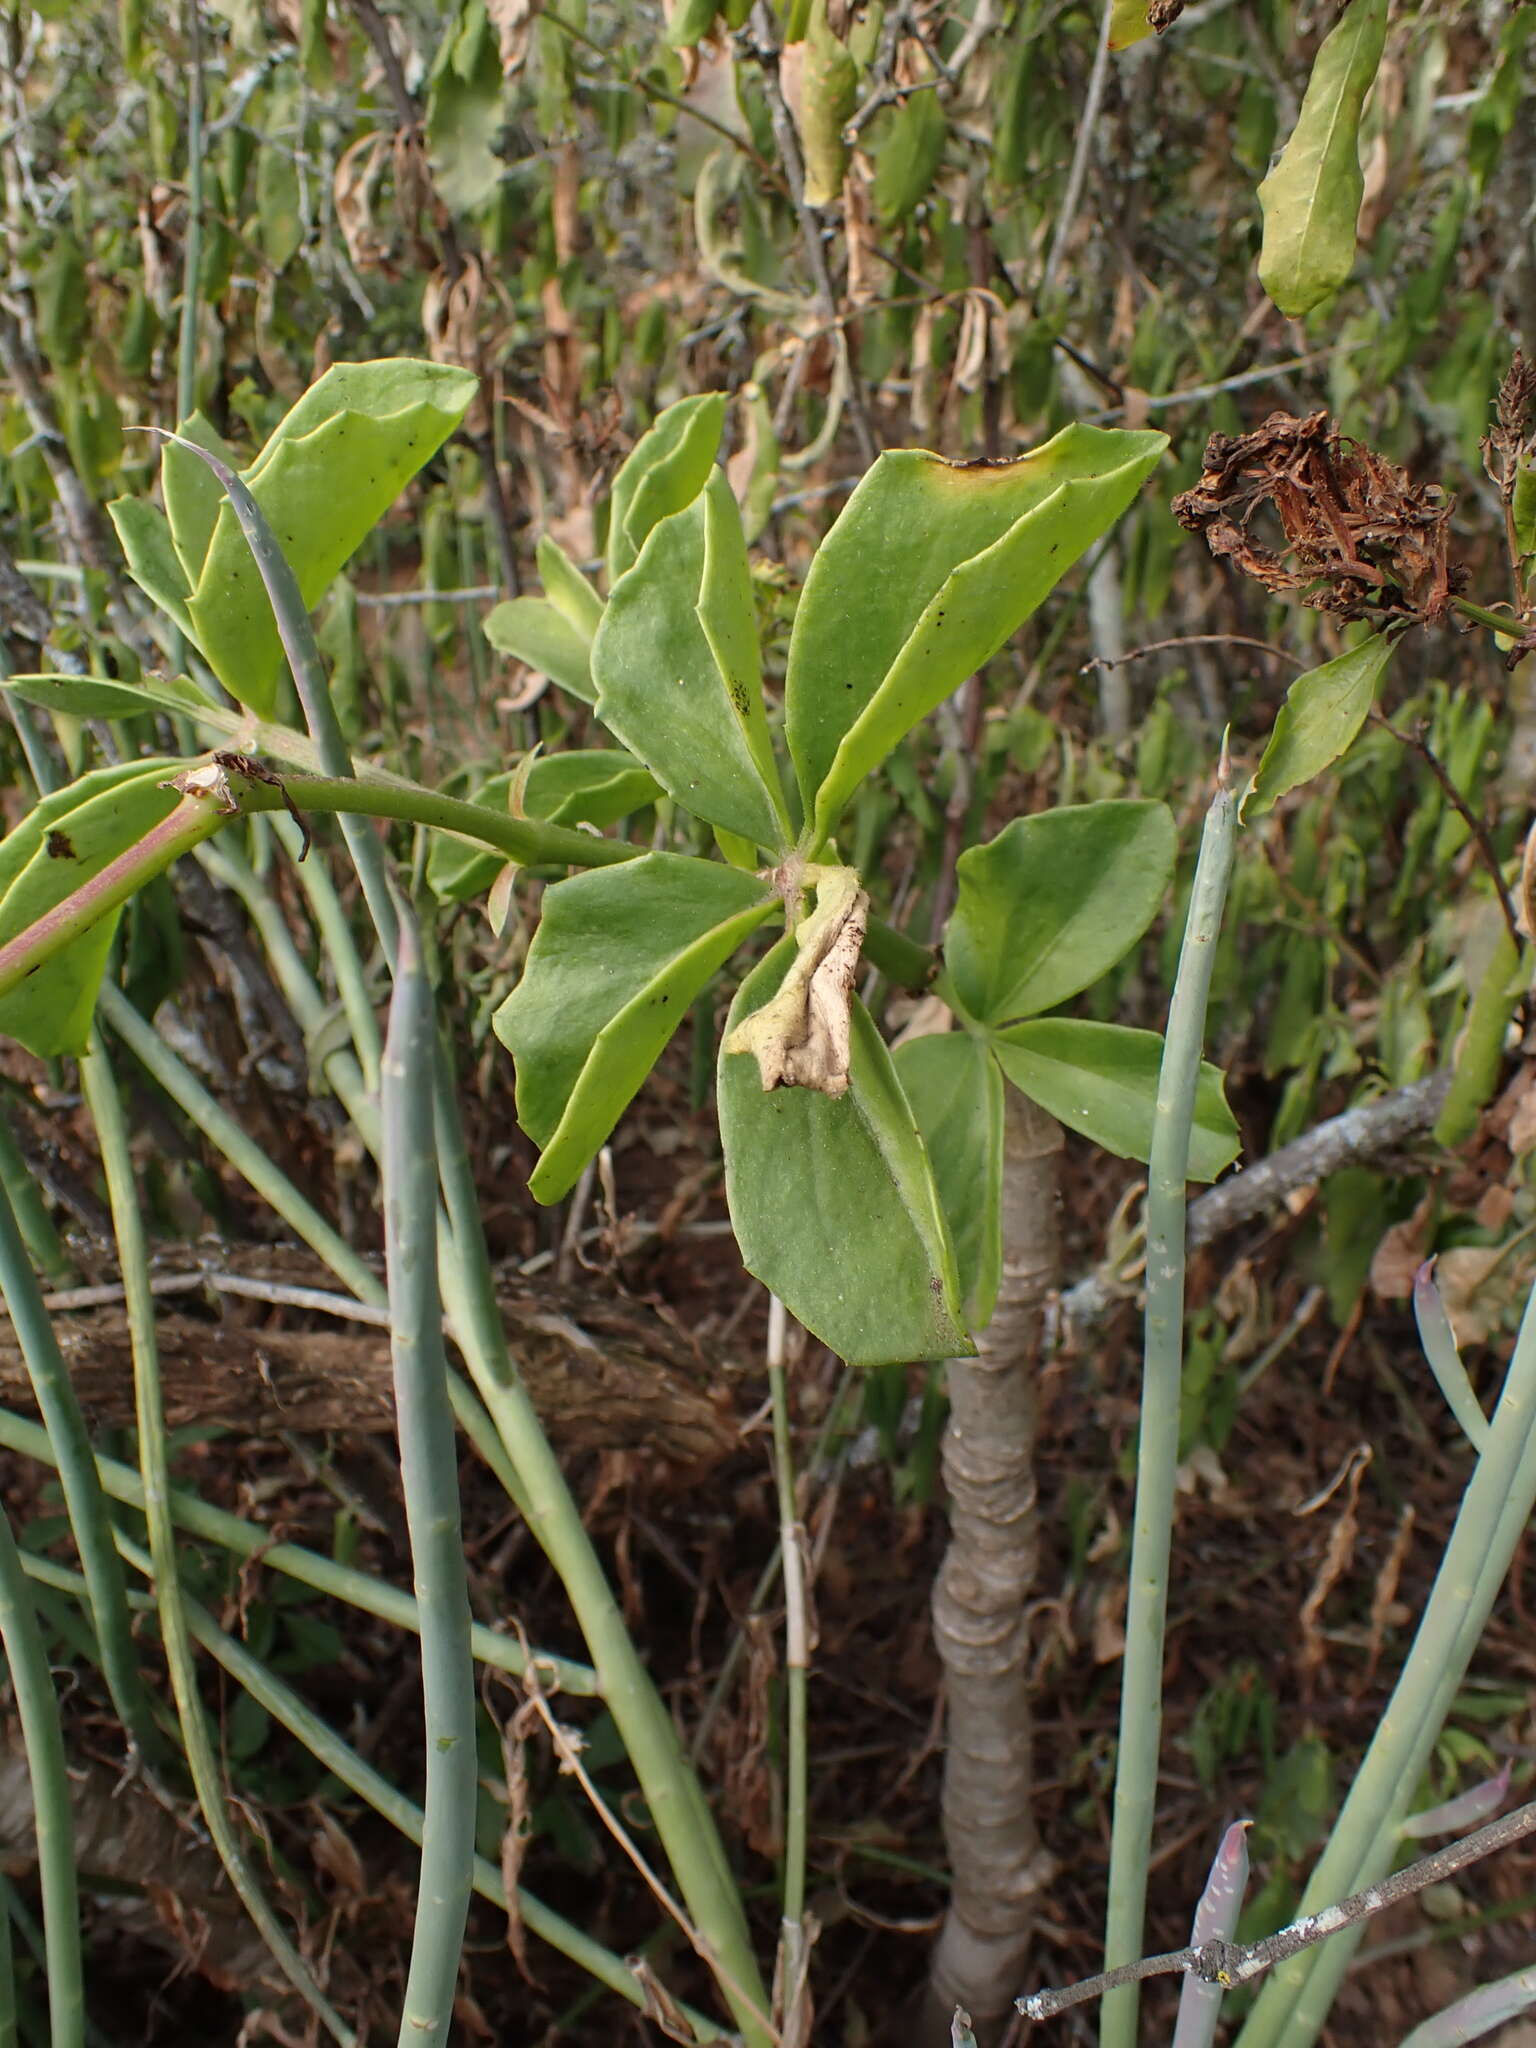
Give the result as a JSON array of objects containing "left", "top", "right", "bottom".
[
  {"left": 1101, "top": 761, "right": 1238, "bottom": 2048},
  {"left": 1234, "top": 1282, "right": 1536, "bottom": 2048},
  {"left": 0, "top": 1171, "right": 162, "bottom": 1767},
  {"left": 767, "top": 1292, "right": 811, "bottom": 2012},
  {"left": 77, "top": 1033, "right": 355, "bottom": 2046},
  {"left": 0, "top": 766, "right": 629, "bottom": 1014},
  {"left": 0, "top": 1112, "right": 66, "bottom": 1282},
  {"left": 195, "top": 831, "right": 538, "bottom": 1522},
  {"left": 0, "top": 1874, "right": 13, "bottom": 2048},
  {"left": 19, "top": 1544, "right": 723, "bottom": 2038},
  {"left": 382, "top": 908, "right": 476, "bottom": 2045},
  {"left": 175, "top": 0, "right": 203, "bottom": 434},
  {"left": 0, "top": 1405, "right": 595, "bottom": 1694},
  {"left": 0, "top": 1500, "right": 82, "bottom": 2048},
  {"left": 167, "top": 408, "right": 769, "bottom": 2038},
  {"left": 429, "top": 1048, "right": 775, "bottom": 2045},
  {"left": 98, "top": 981, "right": 378, "bottom": 1299}
]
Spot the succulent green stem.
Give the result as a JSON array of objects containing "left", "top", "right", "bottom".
[
  {"left": 0, "top": 1403, "right": 595, "bottom": 1693},
  {"left": 383, "top": 908, "right": 476, "bottom": 2045},
  {"left": 1101, "top": 763, "right": 1238, "bottom": 2048},
  {"left": 19, "top": 1544, "right": 724, "bottom": 2038},
  {"left": 78, "top": 1033, "right": 355, "bottom": 2046},
  {"left": 0, "top": 1166, "right": 163, "bottom": 1769},
  {"left": 0, "top": 1500, "right": 81, "bottom": 2048}
]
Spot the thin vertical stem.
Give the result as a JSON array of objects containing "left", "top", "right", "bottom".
[
  {"left": 383, "top": 906, "right": 476, "bottom": 2044},
  {"left": 1234, "top": 1292, "right": 1536, "bottom": 2048},
  {"left": 1101, "top": 759, "right": 1238, "bottom": 2048},
  {"left": 0, "top": 1876, "right": 13, "bottom": 2048},
  {"left": 429, "top": 1051, "right": 774, "bottom": 2046},
  {"left": 0, "top": 1168, "right": 163, "bottom": 1768},
  {"left": 176, "top": 0, "right": 204, "bottom": 429},
  {"left": 767, "top": 1294, "right": 809, "bottom": 1997},
  {"left": 0, "top": 1500, "right": 81, "bottom": 2048},
  {"left": 1039, "top": 0, "right": 1114, "bottom": 304},
  {"left": 77, "top": 1034, "right": 355, "bottom": 2046}
]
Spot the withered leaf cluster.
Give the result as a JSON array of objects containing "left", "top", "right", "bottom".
[{"left": 1172, "top": 410, "right": 1463, "bottom": 628}]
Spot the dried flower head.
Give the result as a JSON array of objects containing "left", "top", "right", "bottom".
[{"left": 1172, "top": 410, "right": 1462, "bottom": 627}]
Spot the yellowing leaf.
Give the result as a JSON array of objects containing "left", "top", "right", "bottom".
[{"left": 1257, "top": 0, "right": 1389, "bottom": 316}]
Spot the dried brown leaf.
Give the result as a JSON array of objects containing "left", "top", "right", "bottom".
[
  {"left": 724, "top": 866, "right": 869, "bottom": 1097},
  {"left": 486, "top": 0, "right": 540, "bottom": 77}
]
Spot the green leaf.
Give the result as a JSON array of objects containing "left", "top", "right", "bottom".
[
  {"left": 592, "top": 470, "right": 792, "bottom": 850},
  {"left": 425, "top": 752, "right": 662, "bottom": 900},
  {"left": 108, "top": 497, "right": 195, "bottom": 641},
  {"left": 175, "top": 359, "right": 477, "bottom": 715},
  {"left": 1, "top": 672, "right": 220, "bottom": 724},
  {"left": 495, "top": 854, "right": 774, "bottom": 1201},
  {"left": 161, "top": 409, "right": 238, "bottom": 586},
  {"left": 426, "top": 3, "right": 505, "bottom": 212},
  {"left": 1257, "top": 0, "right": 1389, "bottom": 317},
  {"left": 523, "top": 750, "right": 662, "bottom": 828},
  {"left": 535, "top": 534, "right": 605, "bottom": 639},
  {"left": 991, "top": 1018, "right": 1240, "bottom": 1182},
  {"left": 946, "top": 799, "right": 1175, "bottom": 1027},
  {"left": 1108, "top": 0, "right": 1154, "bottom": 51},
  {"left": 484, "top": 597, "right": 596, "bottom": 702},
  {"left": 870, "top": 85, "right": 946, "bottom": 223},
  {"left": 785, "top": 425, "right": 1167, "bottom": 846},
  {"left": 666, "top": 0, "right": 720, "bottom": 47},
  {"left": 0, "top": 762, "right": 181, "bottom": 1056},
  {"left": 255, "top": 139, "right": 304, "bottom": 269},
  {"left": 1434, "top": 925, "right": 1526, "bottom": 1148},
  {"left": 892, "top": 1031, "right": 1004, "bottom": 1329},
  {"left": 1243, "top": 635, "right": 1393, "bottom": 819},
  {"left": 1512, "top": 455, "right": 1536, "bottom": 566},
  {"left": 720, "top": 940, "right": 971, "bottom": 1365},
  {"left": 794, "top": 0, "right": 858, "bottom": 206},
  {"left": 606, "top": 392, "right": 726, "bottom": 586}
]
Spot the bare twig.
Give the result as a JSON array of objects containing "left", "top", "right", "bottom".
[
  {"left": 1019, "top": 1797, "right": 1536, "bottom": 2021},
  {"left": 1038, "top": 0, "right": 1115, "bottom": 304},
  {"left": 1080, "top": 634, "right": 1306, "bottom": 674},
  {"left": 1372, "top": 710, "right": 1524, "bottom": 956},
  {"left": 1080, "top": 345, "right": 1367, "bottom": 424},
  {"left": 1059, "top": 1074, "right": 1453, "bottom": 1335},
  {"left": 747, "top": 2, "right": 878, "bottom": 470}
]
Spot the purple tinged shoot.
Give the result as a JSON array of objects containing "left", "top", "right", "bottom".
[
  {"left": 1173, "top": 1823, "right": 1251, "bottom": 2048},
  {"left": 1396, "top": 1961, "right": 1536, "bottom": 2048},
  {"left": 1192, "top": 1821, "right": 1251, "bottom": 1946},
  {"left": 1401, "top": 1761, "right": 1512, "bottom": 1843},
  {"left": 1413, "top": 1257, "right": 1491, "bottom": 1454}
]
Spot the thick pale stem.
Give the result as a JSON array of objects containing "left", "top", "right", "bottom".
[{"left": 925, "top": 1090, "right": 1064, "bottom": 2040}]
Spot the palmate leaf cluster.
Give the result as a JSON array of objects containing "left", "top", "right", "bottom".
[
  {"left": 0, "top": 358, "right": 1237, "bottom": 1367},
  {"left": 490, "top": 394, "right": 1239, "bottom": 1362}
]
